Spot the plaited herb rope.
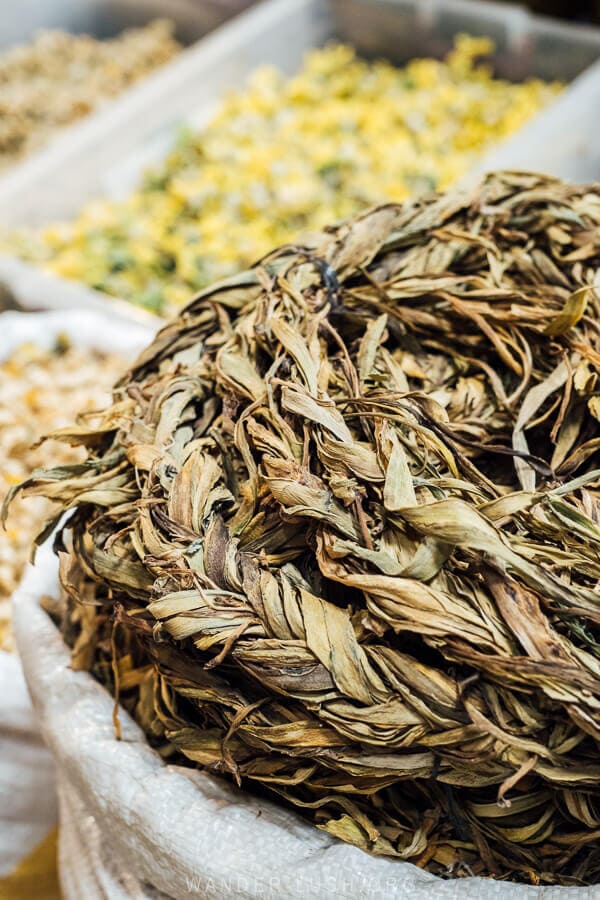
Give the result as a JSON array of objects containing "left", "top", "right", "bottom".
[{"left": 10, "top": 172, "right": 600, "bottom": 884}]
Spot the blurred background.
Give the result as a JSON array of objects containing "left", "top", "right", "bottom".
[{"left": 506, "top": 0, "right": 600, "bottom": 20}]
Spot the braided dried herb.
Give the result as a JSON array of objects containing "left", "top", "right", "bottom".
[{"left": 10, "top": 171, "right": 600, "bottom": 884}]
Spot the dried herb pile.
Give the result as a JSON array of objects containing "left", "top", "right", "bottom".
[
  {"left": 11, "top": 171, "right": 600, "bottom": 884},
  {"left": 0, "top": 20, "right": 181, "bottom": 172}
]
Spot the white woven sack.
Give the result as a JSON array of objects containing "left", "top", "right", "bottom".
[
  {"left": 13, "top": 543, "right": 599, "bottom": 900},
  {"left": 0, "top": 306, "right": 153, "bottom": 878},
  {"left": 0, "top": 649, "right": 57, "bottom": 875}
]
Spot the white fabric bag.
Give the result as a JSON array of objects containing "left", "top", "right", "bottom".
[
  {"left": 0, "top": 649, "right": 57, "bottom": 877},
  {"left": 0, "top": 307, "right": 153, "bottom": 883},
  {"left": 13, "top": 544, "right": 598, "bottom": 900}
]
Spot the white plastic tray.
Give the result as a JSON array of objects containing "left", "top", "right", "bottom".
[
  {"left": 0, "top": 0, "right": 247, "bottom": 51},
  {"left": 2, "top": 0, "right": 600, "bottom": 227},
  {"left": 0, "top": 0, "right": 251, "bottom": 201},
  {"left": 0, "top": 256, "right": 164, "bottom": 326},
  {"left": 1, "top": 0, "right": 600, "bottom": 317}
]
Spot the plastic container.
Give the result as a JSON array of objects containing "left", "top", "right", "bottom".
[
  {"left": 2, "top": 0, "right": 600, "bottom": 227},
  {"left": 0, "top": 0, "right": 248, "bottom": 51},
  {"left": 0, "top": 256, "right": 162, "bottom": 326},
  {"left": 0, "top": 0, "right": 250, "bottom": 206},
  {"left": 1, "top": 0, "right": 600, "bottom": 316}
]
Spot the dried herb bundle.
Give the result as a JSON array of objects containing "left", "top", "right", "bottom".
[{"left": 11, "top": 172, "right": 600, "bottom": 884}]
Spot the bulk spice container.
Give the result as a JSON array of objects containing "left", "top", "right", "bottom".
[
  {"left": 2, "top": 33, "right": 565, "bottom": 313},
  {"left": 0, "top": 20, "right": 181, "bottom": 174},
  {"left": 0, "top": 0, "right": 252, "bottom": 175},
  {"left": 1, "top": 0, "right": 600, "bottom": 318},
  {"left": 0, "top": 335, "right": 125, "bottom": 650}
]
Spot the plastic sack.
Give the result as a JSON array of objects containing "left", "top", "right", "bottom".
[
  {"left": 13, "top": 543, "right": 594, "bottom": 900},
  {"left": 0, "top": 306, "right": 153, "bottom": 891},
  {"left": 0, "top": 307, "right": 153, "bottom": 359},
  {"left": 0, "top": 649, "right": 57, "bottom": 877}
]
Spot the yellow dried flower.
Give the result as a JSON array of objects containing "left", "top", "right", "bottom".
[{"left": 3, "top": 37, "right": 562, "bottom": 314}]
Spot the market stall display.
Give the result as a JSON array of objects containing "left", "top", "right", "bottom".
[
  {"left": 0, "top": 20, "right": 181, "bottom": 173},
  {"left": 3, "top": 1, "right": 600, "bottom": 896},
  {"left": 3, "top": 37, "right": 562, "bottom": 314},
  {"left": 12, "top": 171, "right": 600, "bottom": 886}
]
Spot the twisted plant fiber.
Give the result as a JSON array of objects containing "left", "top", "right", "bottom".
[{"left": 14, "top": 172, "right": 600, "bottom": 883}]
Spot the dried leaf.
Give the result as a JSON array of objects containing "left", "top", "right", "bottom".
[{"left": 16, "top": 171, "right": 600, "bottom": 886}]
